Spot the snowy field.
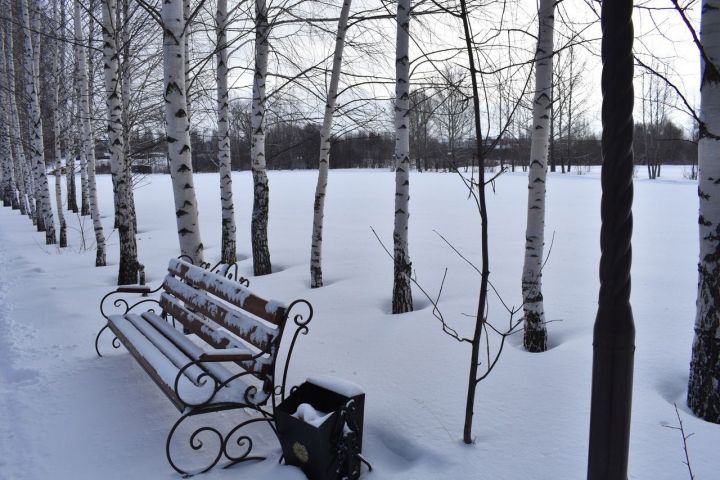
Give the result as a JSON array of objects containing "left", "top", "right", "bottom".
[{"left": 0, "top": 165, "right": 717, "bottom": 479}]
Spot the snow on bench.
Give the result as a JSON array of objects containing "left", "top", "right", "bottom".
[{"left": 95, "top": 258, "right": 314, "bottom": 475}]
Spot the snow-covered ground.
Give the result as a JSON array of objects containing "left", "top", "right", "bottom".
[{"left": 0, "top": 166, "right": 716, "bottom": 479}]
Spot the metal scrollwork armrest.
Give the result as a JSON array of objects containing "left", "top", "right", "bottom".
[
  {"left": 99, "top": 283, "right": 164, "bottom": 321},
  {"left": 278, "top": 299, "right": 314, "bottom": 402},
  {"left": 96, "top": 283, "right": 165, "bottom": 358},
  {"left": 173, "top": 353, "right": 268, "bottom": 410}
]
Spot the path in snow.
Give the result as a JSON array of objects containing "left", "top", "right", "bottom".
[{"left": 0, "top": 220, "right": 43, "bottom": 478}]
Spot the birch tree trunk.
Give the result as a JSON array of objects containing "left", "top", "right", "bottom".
[
  {"left": 250, "top": 0, "right": 271, "bottom": 275},
  {"left": 119, "top": 0, "right": 136, "bottom": 232},
  {"left": 75, "top": 91, "right": 90, "bottom": 219},
  {"left": 3, "top": 14, "right": 30, "bottom": 217},
  {"left": 688, "top": 0, "right": 720, "bottom": 423},
  {"left": 66, "top": 140, "right": 78, "bottom": 212},
  {"left": 391, "top": 0, "right": 413, "bottom": 313},
  {"left": 57, "top": 0, "right": 77, "bottom": 214},
  {"left": 0, "top": 105, "right": 16, "bottom": 207},
  {"left": 0, "top": 96, "right": 15, "bottom": 208},
  {"left": 29, "top": 9, "right": 43, "bottom": 228},
  {"left": 102, "top": 0, "right": 138, "bottom": 281},
  {"left": 80, "top": 0, "right": 95, "bottom": 218},
  {"left": 216, "top": 0, "right": 236, "bottom": 264},
  {"left": 162, "top": 0, "right": 204, "bottom": 265},
  {"left": 309, "top": 0, "right": 352, "bottom": 288},
  {"left": 184, "top": 0, "right": 192, "bottom": 127},
  {"left": 21, "top": 0, "right": 56, "bottom": 244},
  {"left": 520, "top": 0, "right": 554, "bottom": 352},
  {"left": 75, "top": 0, "right": 106, "bottom": 265},
  {"left": 0, "top": 22, "right": 15, "bottom": 209},
  {"left": 50, "top": 6, "right": 67, "bottom": 248}
]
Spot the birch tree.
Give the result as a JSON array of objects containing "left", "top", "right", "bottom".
[
  {"left": 3, "top": 12, "right": 31, "bottom": 217},
  {"left": 0, "top": 104, "right": 15, "bottom": 208},
  {"left": 80, "top": 0, "right": 96, "bottom": 218},
  {"left": 392, "top": 0, "right": 413, "bottom": 313},
  {"left": 59, "top": 0, "right": 78, "bottom": 214},
  {"left": 0, "top": 108, "right": 13, "bottom": 206},
  {"left": 184, "top": 0, "right": 192, "bottom": 126},
  {"left": 51, "top": 1, "right": 67, "bottom": 247},
  {"left": 102, "top": 0, "right": 139, "bottom": 281},
  {"left": 162, "top": 0, "right": 204, "bottom": 265},
  {"left": 72, "top": 31, "right": 106, "bottom": 266},
  {"left": 216, "top": 0, "right": 236, "bottom": 264},
  {"left": 520, "top": 0, "right": 554, "bottom": 353},
  {"left": 688, "top": 0, "right": 720, "bottom": 423},
  {"left": 114, "top": 0, "right": 137, "bottom": 232},
  {"left": 20, "top": 0, "right": 56, "bottom": 244},
  {"left": 250, "top": 0, "right": 271, "bottom": 275},
  {"left": 0, "top": 22, "right": 15, "bottom": 209},
  {"left": 309, "top": 0, "right": 352, "bottom": 288}
]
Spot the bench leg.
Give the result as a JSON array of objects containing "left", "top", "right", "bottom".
[{"left": 166, "top": 408, "right": 276, "bottom": 476}]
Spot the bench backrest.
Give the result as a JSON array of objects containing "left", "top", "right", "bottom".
[{"left": 160, "top": 259, "right": 288, "bottom": 381}]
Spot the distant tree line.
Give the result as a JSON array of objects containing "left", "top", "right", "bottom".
[{"left": 98, "top": 116, "right": 695, "bottom": 175}]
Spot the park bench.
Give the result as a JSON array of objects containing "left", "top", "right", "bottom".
[{"left": 95, "top": 258, "right": 313, "bottom": 475}]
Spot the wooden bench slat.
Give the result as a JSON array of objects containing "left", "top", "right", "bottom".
[
  {"left": 160, "top": 293, "right": 250, "bottom": 352},
  {"left": 108, "top": 315, "right": 218, "bottom": 411},
  {"left": 140, "top": 311, "right": 238, "bottom": 384},
  {"left": 167, "top": 259, "right": 287, "bottom": 325},
  {"left": 160, "top": 293, "right": 272, "bottom": 376},
  {"left": 163, "top": 275, "right": 278, "bottom": 351},
  {"left": 124, "top": 313, "right": 204, "bottom": 384}
]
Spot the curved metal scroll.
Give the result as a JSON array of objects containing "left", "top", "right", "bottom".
[
  {"left": 278, "top": 299, "right": 314, "bottom": 403},
  {"left": 94, "top": 325, "right": 122, "bottom": 358},
  {"left": 95, "top": 284, "right": 164, "bottom": 357},
  {"left": 165, "top": 408, "right": 274, "bottom": 476}
]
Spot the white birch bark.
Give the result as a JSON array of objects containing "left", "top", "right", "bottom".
[
  {"left": 184, "top": 0, "right": 192, "bottom": 125},
  {"left": 80, "top": 0, "right": 95, "bottom": 218},
  {"left": 309, "top": 0, "right": 352, "bottom": 288},
  {"left": 162, "top": 0, "right": 204, "bottom": 264},
  {"left": 32, "top": 12, "right": 45, "bottom": 228},
  {"left": 391, "top": 0, "right": 413, "bottom": 313},
  {"left": 0, "top": 22, "right": 15, "bottom": 208},
  {"left": 250, "top": 0, "right": 271, "bottom": 275},
  {"left": 76, "top": 137, "right": 88, "bottom": 221},
  {"left": 0, "top": 96, "right": 15, "bottom": 208},
  {"left": 102, "top": 0, "right": 139, "bottom": 281},
  {"left": 65, "top": 151, "right": 78, "bottom": 213},
  {"left": 216, "top": 0, "right": 236, "bottom": 264},
  {"left": 79, "top": 98, "right": 90, "bottom": 217},
  {"left": 0, "top": 110, "right": 12, "bottom": 206},
  {"left": 21, "top": 0, "right": 56, "bottom": 244},
  {"left": 688, "top": 0, "right": 720, "bottom": 423},
  {"left": 521, "top": 0, "right": 554, "bottom": 352},
  {"left": 59, "top": 0, "right": 77, "bottom": 214},
  {"left": 3, "top": 16, "right": 30, "bottom": 217},
  {"left": 50, "top": 5, "right": 67, "bottom": 248},
  {"left": 65, "top": 138, "right": 78, "bottom": 215},
  {"left": 75, "top": 0, "right": 106, "bottom": 265},
  {"left": 29, "top": 8, "right": 43, "bottom": 228},
  {"left": 119, "top": 0, "right": 136, "bottom": 232}
]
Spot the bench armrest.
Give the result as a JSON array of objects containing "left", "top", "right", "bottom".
[
  {"left": 115, "top": 285, "right": 153, "bottom": 294},
  {"left": 199, "top": 349, "right": 255, "bottom": 362}
]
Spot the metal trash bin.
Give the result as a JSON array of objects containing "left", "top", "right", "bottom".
[{"left": 276, "top": 378, "right": 369, "bottom": 479}]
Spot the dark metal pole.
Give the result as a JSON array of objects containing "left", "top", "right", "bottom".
[{"left": 587, "top": 0, "right": 636, "bottom": 478}]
